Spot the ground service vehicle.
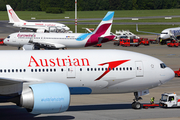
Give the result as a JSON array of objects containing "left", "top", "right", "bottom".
[
  {"left": 0, "top": 38, "right": 4, "bottom": 45},
  {"left": 114, "top": 38, "right": 139, "bottom": 47},
  {"left": 143, "top": 104, "right": 159, "bottom": 109},
  {"left": 93, "top": 43, "right": 102, "bottom": 47},
  {"left": 159, "top": 93, "right": 180, "bottom": 107},
  {"left": 167, "top": 40, "right": 180, "bottom": 47},
  {"left": 174, "top": 68, "right": 180, "bottom": 77},
  {"left": 139, "top": 38, "right": 149, "bottom": 45}
]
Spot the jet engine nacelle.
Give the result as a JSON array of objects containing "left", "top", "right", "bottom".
[
  {"left": 36, "top": 29, "right": 45, "bottom": 33},
  {"left": 19, "top": 83, "right": 70, "bottom": 114}
]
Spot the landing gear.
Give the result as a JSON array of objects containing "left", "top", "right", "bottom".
[{"left": 132, "top": 92, "right": 142, "bottom": 109}]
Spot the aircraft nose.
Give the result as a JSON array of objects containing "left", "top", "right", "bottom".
[
  {"left": 160, "top": 67, "right": 174, "bottom": 84},
  {"left": 66, "top": 27, "right": 70, "bottom": 31}
]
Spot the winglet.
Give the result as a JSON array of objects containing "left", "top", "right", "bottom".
[
  {"left": 6, "top": 4, "right": 25, "bottom": 23},
  {"left": 136, "top": 24, "right": 139, "bottom": 32}
]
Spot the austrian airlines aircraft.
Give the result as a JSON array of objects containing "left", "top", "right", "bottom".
[
  {"left": 4, "top": 11, "right": 115, "bottom": 50},
  {"left": 0, "top": 49, "right": 174, "bottom": 114},
  {"left": 136, "top": 24, "right": 180, "bottom": 44},
  {"left": 6, "top": 5, "right": 70, "bottom": 33}
]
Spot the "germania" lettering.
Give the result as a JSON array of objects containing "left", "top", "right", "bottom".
[{"left": 28, "top": 56, "right": 90, "bottom": 67}]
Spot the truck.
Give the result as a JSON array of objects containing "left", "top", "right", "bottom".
[
  {"left": 167, "top": 40, "right": 180, "bottom": 47},
  {"left": 114, "top": 38, "right": 139, "bottom": 47},
  {"left": 174, "top": 68, "right": 180, "bottom": 77},
  {"left": 159, "top": 93, "right": 180, "bottom": 108}
]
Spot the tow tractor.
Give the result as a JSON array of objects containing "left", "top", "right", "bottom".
[
  {"left": 114, "top": 38, "right": 139, "bottom": 47},
  {"left": 159, "top": 93, "right": 180, "bottom": 108},
  {"left": 139, "top": 38, "right": 149, "bottom": 46}
]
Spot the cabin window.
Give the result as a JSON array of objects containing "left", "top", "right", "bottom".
[{"left": 130, "top": 67, "right": 132, "bottom": 70}]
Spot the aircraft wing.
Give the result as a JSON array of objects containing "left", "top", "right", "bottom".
[
  {"left": 0, "top": 77, "right": 23, "bottom": 96},
  {"left": 26, "top": 40, "right": 66, "bottom": 50},
  {"left": 136, "top": 24, "right": 161, "bottom": 35},
  {"left": 20, "top": 26, "right": 46, "bottom": 32},
  {"left": 38, "top": 41, "right": 66, "bottom": 48}
]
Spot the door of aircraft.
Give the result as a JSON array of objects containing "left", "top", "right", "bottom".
[
  {"left": 66, "top": 62, "right": 76, "bottom": 78},
  {"left": 135, "top": 61, "right": 144, "bottom": 77}
]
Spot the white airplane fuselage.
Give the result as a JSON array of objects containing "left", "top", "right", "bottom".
[
  {"left": 13, "top": 21, "right": 70, "bottom": 32},
  {"left": 0, "top": 50, "right": 174, "bottom": 95},
  {"left": 160, "top": 27, "right": 180, "bottom": 40},
  {"left": 4, "top": 32, "right": 115, "bottom": 48}
]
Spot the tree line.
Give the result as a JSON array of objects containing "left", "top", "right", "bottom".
[{"left": 0, "top": 0, "right": 180, "bottom": 12}]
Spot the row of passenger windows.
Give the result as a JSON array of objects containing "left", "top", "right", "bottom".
[
  {"left": 80, "top": 67, "right": 133, "bottom": 71},
  {"left": 0, "top": 69, "right": 26, "bottom": 73},
  {"left": 31, "top": 68, "right": 56, "bottom": 72},
  {"left": 0, "top": 67, "right": 133, "bottom": 73},
  {"left": 0, "top": 68, "right": 57, "bottom": 73},
  {"left": 18, "top": 37, "right": 78, "bottom": 40}
]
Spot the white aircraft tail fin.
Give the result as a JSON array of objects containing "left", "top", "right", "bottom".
[
  {"left": 93, "top": 11, "right": 114, "bottom": 36},
  {"left": 6, "top": 4, "right": 25, "bottom": 23}
]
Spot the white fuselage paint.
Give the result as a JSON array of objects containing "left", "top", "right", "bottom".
[
  {"left": 0, "top": 50, "right": 174, "bottom": 94},
  {"left": 4, "top": 32, "right": 91, "bottom": 48},
  {"left": 13, "top": 22, "right": 70, "bottom": 31},
  {"left": 160, "top": 27, "right": 180, "bottom": 40}
]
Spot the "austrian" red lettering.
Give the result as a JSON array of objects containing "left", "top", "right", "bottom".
[{"left": 28, "top": 56, "right": 90, "bottom": 67}]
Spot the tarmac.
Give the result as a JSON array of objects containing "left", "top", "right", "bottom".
[{"left": 0, "top": 35, "right": 180, "bottom": 120}]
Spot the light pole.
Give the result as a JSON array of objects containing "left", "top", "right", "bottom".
[{"left": 75, "top": 0, "right": 77, "bottom": 33}]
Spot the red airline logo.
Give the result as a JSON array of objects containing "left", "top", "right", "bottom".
[
  {"left": 9, "top": 9, "right": 13, "bottom": 18},
  {"left": 95, "top": 60, "right": 130, "bottom": 81}
]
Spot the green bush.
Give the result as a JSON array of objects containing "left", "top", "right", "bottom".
[{"left": 46, "top": 7, "right": 65, "bottom": 14}]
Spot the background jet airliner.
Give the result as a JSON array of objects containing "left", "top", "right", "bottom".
[
  {"left": 4, "top": 11, "right": 115, "bottom": 50},
  {"left": 6, "top": 5, "right": 70, "bottom": 33},
  {"left": 136, "top": 24, "right": 180, "bottom": 44},
  {"left": 0, "top": 49, "right": 174, "bottom": 114}
]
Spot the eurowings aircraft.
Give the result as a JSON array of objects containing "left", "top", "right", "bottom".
[
  {"left": 4, "top": 11, "right": 115, "bottom": 50},
  {"left": 0, "top": 49, "right": 174, "bottom": 114},
  {"left": 136, "top": 24, "right": 180, "bottom": 44},
  {"left": 6, "top": 5, "right": 70, "bottom": 33}
]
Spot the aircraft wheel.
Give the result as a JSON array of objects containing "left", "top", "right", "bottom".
[
  {"left": 131, "top": 102, "right": 136, "bottom": 108},
  {"left": 175, "top": 73, "right": 178, "bottom": 77},
  {"left": 132, "top": 102, "right": 141, "bottom": 109}
]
